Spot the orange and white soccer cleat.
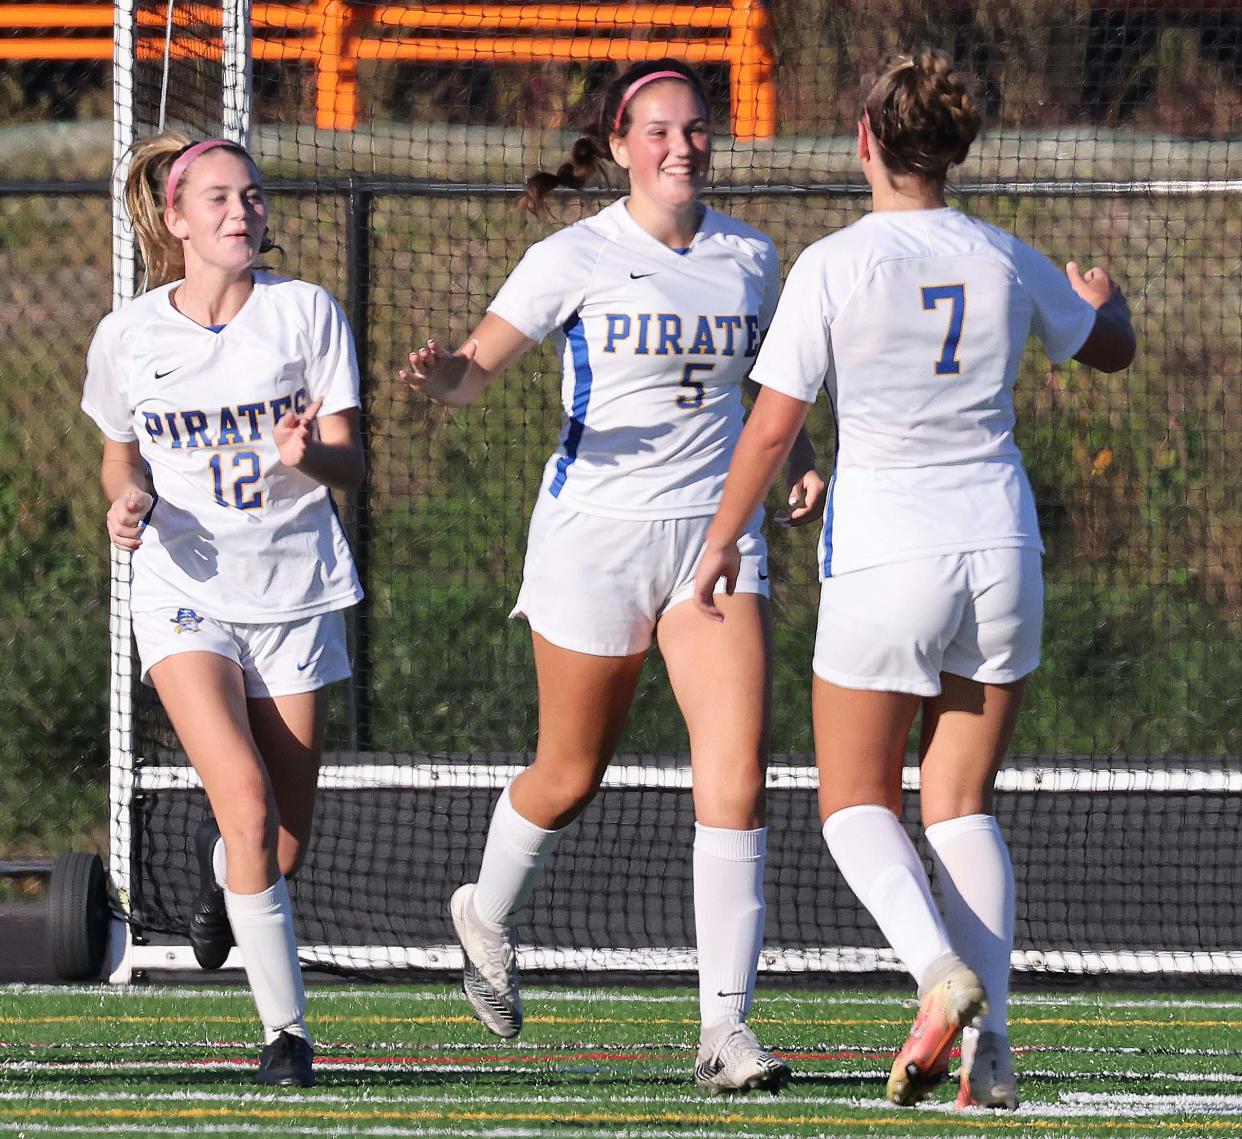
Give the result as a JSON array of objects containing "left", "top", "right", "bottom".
[
  {"left": 886, "top": 963, "right": 988, "bottom": 1106},
  {"left": 955, "top": 1026, "right": 1019, "bottom": 1109}
]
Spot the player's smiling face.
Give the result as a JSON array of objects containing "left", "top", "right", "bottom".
[
  {"left": 611, "top": 81, "right": 710, "bottom": 213},
  {"left": 165, "top": 150, "right": 268, "bottom": 277}
]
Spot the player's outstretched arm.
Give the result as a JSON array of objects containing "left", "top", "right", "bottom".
[
  {"left": 400, "top": 313, "right": 536, "bottom": 407},
  {"left": 694, "top": 387, "right": 813, "bottom": 621},
  {"left": 101, "top": 438, "right": 153, "bottom": 551},
  {"left": 1067, "top": 261, "right": 1137, "bottom": 373}
]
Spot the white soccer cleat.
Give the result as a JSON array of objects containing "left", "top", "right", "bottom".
[
  {"left": 956, "top": 1027, "right": 1019, "bottom": 1110},
  {"left": 693, "top": 1020, "right": 791, "bottom": 1095},
  {"left": 450, "top": 883, "right": 522, "bottom": 1039}
]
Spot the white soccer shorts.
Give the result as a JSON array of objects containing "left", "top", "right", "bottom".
[
  {"left": 812, "top": 547, "right": 1043, "bottom": 696},
  {"left": 511, "top": 498, "right": 769, "bottom": 657},
  {"left": 132, "top": 606, "right": 351, "bottom": 698}
]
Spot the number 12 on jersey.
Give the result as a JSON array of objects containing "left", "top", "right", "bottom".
[
  {"left": 921, "top": 284, "right": 966, "bottom": 376},
  {"left": 209, "top": 450, "right": 263, "bottom": 510}
]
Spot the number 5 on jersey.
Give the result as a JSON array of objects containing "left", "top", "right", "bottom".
[
  {"left": 677, "top": 362, "right": 715, "bottom": 410},
  {"left": 921, "top": 284, "right": 966, "bottom": 376}
]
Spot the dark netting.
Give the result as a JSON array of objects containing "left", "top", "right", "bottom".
[
  {"left": 130, "top": 766, "right": 1242, "bottom": 971},
  {"left": 1, "top": 0, "right": 1237, "bottom": 975}
]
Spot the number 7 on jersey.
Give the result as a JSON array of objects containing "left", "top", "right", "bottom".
[{"left": 921, "top": 284, "right": 966, "bottom": 376}]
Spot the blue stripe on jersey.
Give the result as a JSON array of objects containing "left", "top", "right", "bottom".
[
  {"left": 821, "top": 401, "right": 840, "bottom": 578},
  {"left": 549, "top": 312, "right": 594, "bottom": 498},
  {"left": 206, "top": 324, "right": 227, "bottom": 333}
]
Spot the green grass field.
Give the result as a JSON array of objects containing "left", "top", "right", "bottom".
[{"left": 2, "top": 983, "right": 1239, "bottom": 1137}]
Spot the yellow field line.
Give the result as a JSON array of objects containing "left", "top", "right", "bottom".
[{"left": 5, "top": 1104, "right": 1242, "bottom": 1132}]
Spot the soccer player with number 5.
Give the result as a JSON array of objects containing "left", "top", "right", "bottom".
[
  {"left": 81, "top": 132, "right": 365, "bottom": 1087},
  {"left": 401, "top": 59, "right": 823, "bottom": 1093},
  {"left": 693, "top": 49, "right": 1135, "bottom": 1110}
]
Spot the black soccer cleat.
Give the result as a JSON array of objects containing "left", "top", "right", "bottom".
[
  {"left": 255, "top": 1030, "right": 315, "bottom": 1087},
  {"left": 189, "top": 817, "right": 234, "bottom": 970}
]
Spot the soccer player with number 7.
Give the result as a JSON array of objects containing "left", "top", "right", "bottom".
[
  {"left": 401, "top": 59, "right": 824, "bottom": 1093},
  {"left": 82, "top": 132, "right": 366, "bottom": 1087},
  {"left": 693, "top": 49, "right": 1135, "bottom": 1110}
]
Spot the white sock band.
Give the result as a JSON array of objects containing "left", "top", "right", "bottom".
[
  {"left": 694, "top": 823, "right": 767, "bottom": 1031},
  {"left": 211, "top": 837, "right": 227, "bottom": 890},
  {"left": 926, "top": 812, "right": 1014, "bottom": 1036},
  {"left": 224, "top": 877, "right": 309, "bottom": 1045},
  {"left": 822, "top": 804, "right": 954, "bottom": 988},
  {"left": 472, "top": 782, "right": 566, "bottom": 929}
]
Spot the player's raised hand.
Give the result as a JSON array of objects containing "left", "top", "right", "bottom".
[
  {"left": 1066, "top": 261, "right": 1123, "bottom": 310},
  {"left": 106, "top": 489, "right": 153, "bottom": 551},
  {"left": 784, "top": 467, "right": 828, "bottom": 527},
  {"left": 275, "top": 396, "right": 324, "bottom": 468},
  {"left": 400, "top": 337, "right": 477, "bottom": 403},
  {"left": 693, "top": 543, "right": 741, "bottom": 622}
]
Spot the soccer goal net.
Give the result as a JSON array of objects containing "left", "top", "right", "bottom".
[{"left": 107, "top": 0, "right": 1242, "bottom": 982}]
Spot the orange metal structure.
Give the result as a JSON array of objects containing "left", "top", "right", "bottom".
[{"left": 0, "top": 1, "right": 777, "bottom": 137}]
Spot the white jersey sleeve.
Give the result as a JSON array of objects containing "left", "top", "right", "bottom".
[
  {"left": 303, "top": 286, "right": 362, "bottom": 416},
  {"left": 82, "top": 311, "right": 139, "bottom": 442},
  {"left": 487, "top": 231, "right": 597, "bottom": 342},
  {"left": 748, "top": 241, "right": 841, "bottom": 403},
  {"left": 1008, "top": 241, "right": 1097, "bottom": 363},
  {"left": 758, "top": 240, "right": 781, "bottom": 332}
]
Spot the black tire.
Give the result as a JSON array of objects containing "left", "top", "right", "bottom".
[{"left": 48, "top": 852, "right": 109, "bottom": 981}]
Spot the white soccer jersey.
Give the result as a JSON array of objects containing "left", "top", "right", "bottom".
[
  {"left": 81, "top": 271, "right": 364, "bottom": 622},
  {"left": 750, "top": 207, "right": 1097, "bottom": 577},
  {"left": 488, "top": 199, "right": 779, "bottom": 520}
]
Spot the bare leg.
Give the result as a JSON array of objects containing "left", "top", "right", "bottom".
[
  {"left": 813, "top": 678, "right": 918, "bottom": 821},
  {"left": 918, "top": 674, "right": 1025, "bottom": 825},
  {"left": 657, "top": 592, "right": 769, "bottom": 828},
  {"left": 149, "top": 652, "right": 281, "bottom": 893},
  {"left": 248, "top": 689, "right": 327, "bottom": 878},
  {"left": 508, "top": 634, "right": 646, "bottom": 829}
]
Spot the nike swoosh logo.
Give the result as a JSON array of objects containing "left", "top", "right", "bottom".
[
  {"left": 629, "top": 271, "right": 656, "bottom": 279},
  {"left": 296, "top": 658, "right": 319, "bottom": 672},
  {"left": 154, "top": 366, "right": 182, "bottom": 379},
  {"left": 758, "top": 570, "right": 769, "bottom": 580},
  {"left": 716, "top": 989, "right": 750, "bottom": 998}
]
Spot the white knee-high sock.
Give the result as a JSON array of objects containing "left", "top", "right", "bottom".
[
  {"left": 225, "top": 877, "right": 309, "bottom": 1046},
  {"left": 694, "top": 824, "right": 767, "bottom": 1031},
  {"left": 926, "top": 813, "right": 1014, "bottom": 1036},
  {"left": 822, "top": 804, "right": 956, "bottom": 990},
  {"left": 472, "top": 782, "right": 566, "bottom": 929}
]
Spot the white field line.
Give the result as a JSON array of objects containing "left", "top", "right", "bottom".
[
  {"left": 4, "top": 1034, "right": 1240, "bottom": 1059},
  {"left": 7, "top": 1089, "right": 1242, "bottom": 1114},
  {"left": 9, "top": 985, "right": 1242, "bottom": 1012}
]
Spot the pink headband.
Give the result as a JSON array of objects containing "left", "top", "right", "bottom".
[
  {"left": 165, "top": 139, "right": 234, "bottom": 206},
  {"left": 613, "top": 70, "right": 693, "bottom": 132}
]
